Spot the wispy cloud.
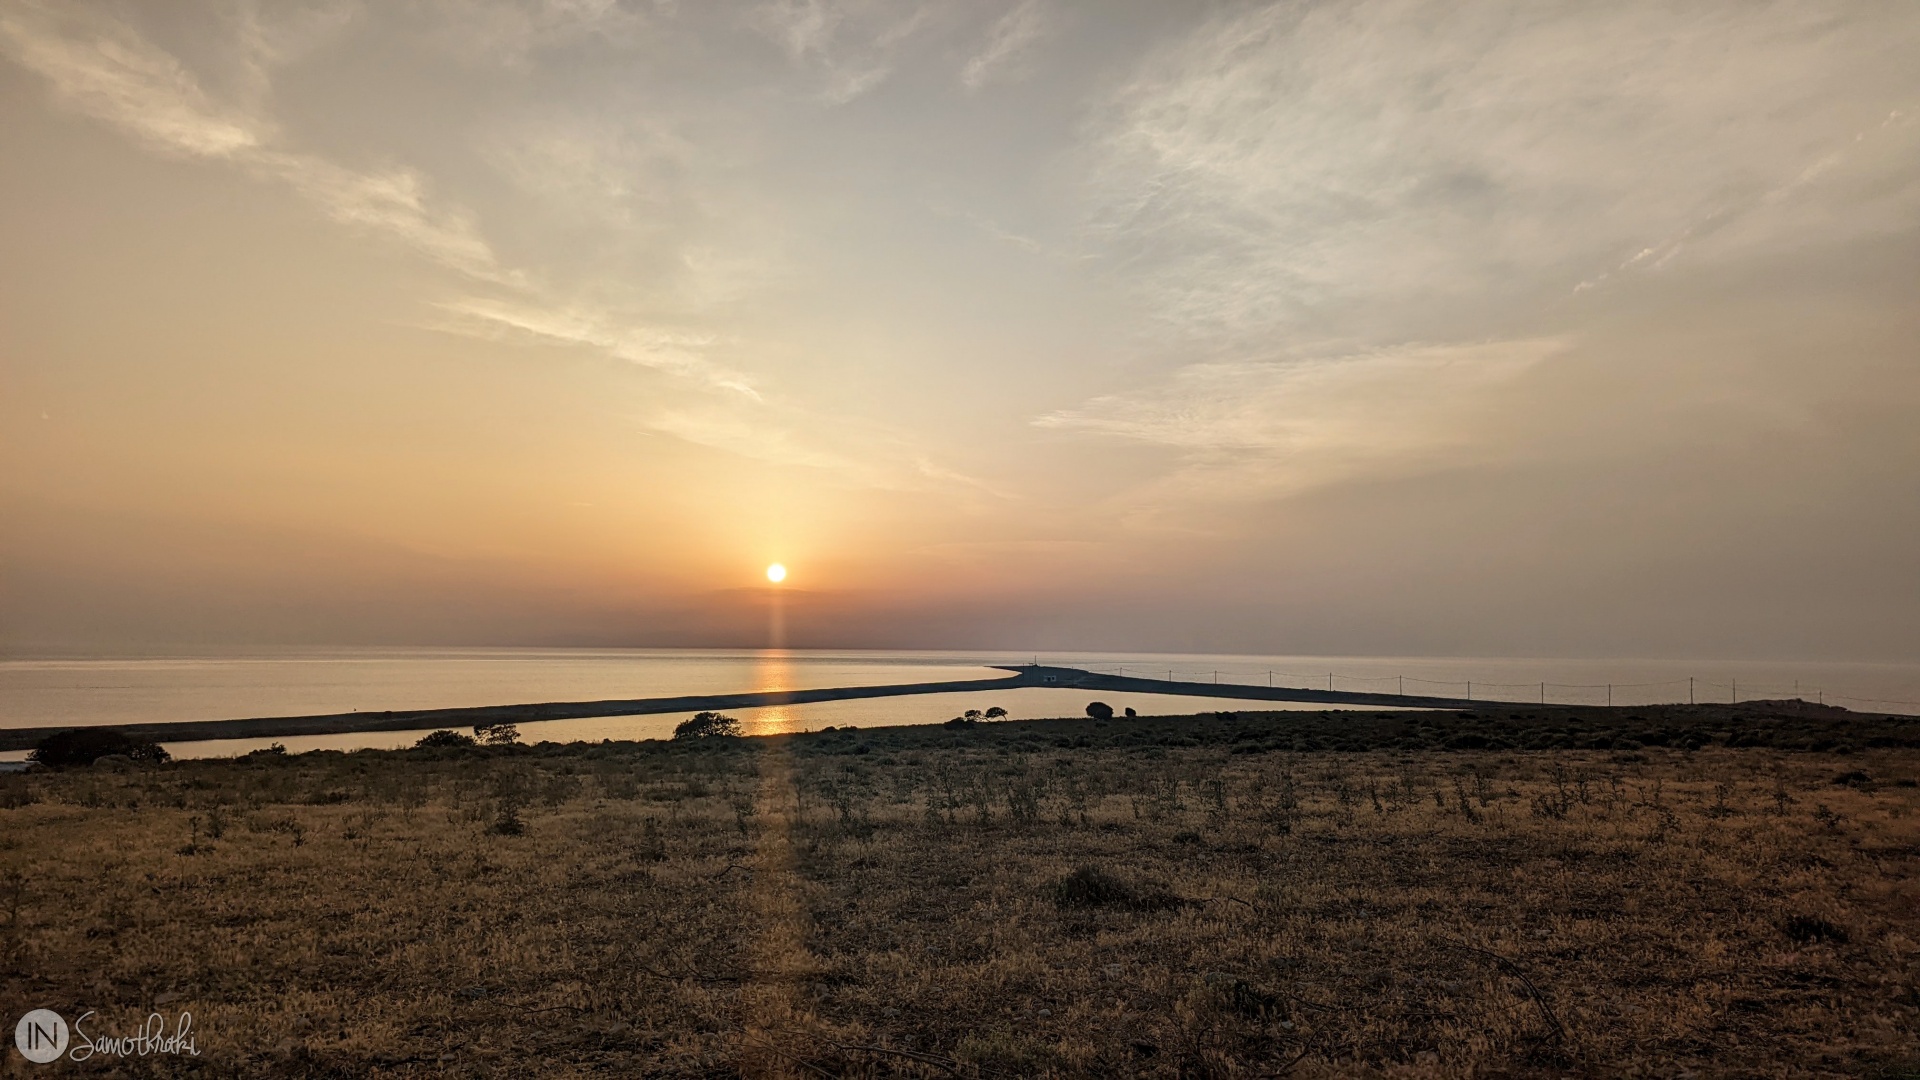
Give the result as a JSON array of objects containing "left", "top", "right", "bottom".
[
  {"left": 1574, "top": 105, "right": 1920, "bottom": 293},
  {"left": 271, "top": 153, "right": 515, "bottom": 285},
  {"left": 0, "top": 0, "right": 783, "bottom": 389},
  {"left": 1036, "top": 339, "right": 1563, "bottom": 498},
  {"left": 485, "top": 120, "right": 697, "bottom": 231},
  {"left": 960, "top": 0, "right": 1045, "bottom": 91},
  {"left": 913, "top": 456, "right": 1013, "bottom": 500},
  {"left": 745, "top": 0, "right": 932, "bottom": 104},
  {"left": 431, "top": 297, "right": 756, "bottom": 397},
  {"left": 479, "top": 114, "right": 789, "bottom": 311},
  {"left": 1086, "top": 1, "right": 1920, "bottom": 348},
  {"left": 645, "top": 401, "right": 1004, "bottom": 497},
  {"left": 406, "top": 0, "right": 655, "bottom": 66},
  {"left": 0, "top": 2, "right": 262, "bottom": 157},
  {"left": 0, "top": 1, "right": 508, "bottom": 285}
]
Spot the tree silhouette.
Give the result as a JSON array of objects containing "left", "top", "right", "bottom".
[
  {"left": 415, "top": 729, "right": 475, "bottom": 749},
  {"left": 674, "top": 711, "right": 742, "bottom": 739},
  {"left": 473, "top": 721, "right": 521, "bottom": 746},
  {"left": 29, "top": 728, "right": 170, "bottom": 767}
]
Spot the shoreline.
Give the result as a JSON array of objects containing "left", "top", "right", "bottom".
[{"left": 0, "top": 665, "right": 1493, "bottom": 752}]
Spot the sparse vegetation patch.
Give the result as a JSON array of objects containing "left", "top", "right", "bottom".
[{"left": 0, "top": 708, "right": 1915, "bottom": 1077}]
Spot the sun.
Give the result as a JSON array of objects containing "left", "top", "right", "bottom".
[{"left": 765, "top": 563, "right": 787, "bottom": 583}]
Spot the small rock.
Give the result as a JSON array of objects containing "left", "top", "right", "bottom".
[
  {"left": 153, "top": 991, "right": 185, "bottom": 1006},
  {"left": 1036, "top": 1009, "right": 1051, "bottom": 1018},
  {"left": 882, "top": 1008, "right": 900, "bottom": 1018},
  {"left": 1415, "top": 1050, "right": 1440, "bottom": 1065}
]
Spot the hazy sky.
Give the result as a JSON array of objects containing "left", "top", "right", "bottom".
[{"left": 3, "top": 0, "right": 1917, "bottom": 658}]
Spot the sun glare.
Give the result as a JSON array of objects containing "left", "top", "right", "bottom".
[{"left": 765, "top": 563, "right": 787, "bottom": 583}]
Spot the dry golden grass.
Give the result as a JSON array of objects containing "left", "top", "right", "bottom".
[{"left": 2, "top": 714, "right": 1918, "bottom": 1078}]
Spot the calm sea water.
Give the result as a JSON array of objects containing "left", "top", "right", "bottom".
[{"left": 3, "top": 647, "right": 1917, "bottom": 760}]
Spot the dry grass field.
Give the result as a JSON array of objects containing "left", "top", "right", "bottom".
[{"left": 3, "top": 708, "right": 1918, "bottom": 1078}]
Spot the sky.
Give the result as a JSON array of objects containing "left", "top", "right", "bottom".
[{"left": 2, "top": 0, "right": 1917, "bottom": 659}]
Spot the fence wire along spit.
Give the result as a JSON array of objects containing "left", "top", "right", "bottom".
[{"left": 1041, "top": 662, "right": 1920, "bottom": 716}]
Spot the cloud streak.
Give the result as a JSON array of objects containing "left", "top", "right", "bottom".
[
  {"left": 431, "top": 297, "right": 757, "bottom": 397},
  {"left": 0, "top": 2, "right": 261, "bottom": 156},
  {"left": 746, "top": 0, "right": 932, "bottom": 104},
  {"left": 645, "top": 401, "right": 1006, "bottom": 498},
  {"left": 1036, "top": 339, "right": 1563, "bottom": 498},
  {"left": 1085, "top": 0, "right": 1920, "bottom": 348},
  {"left": 0, "top": 0, "right": 777, "bottom": 393},
  {"left": 0, "top": 1, "right": 507, "bottom": 284},
  {"left": 961, "top": 0, "right": 1045, "bottom": 91}
]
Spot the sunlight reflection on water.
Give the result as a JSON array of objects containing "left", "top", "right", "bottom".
[
  {"left": 4, "top": 647, "right": 1917, "bottom": 760},
  {"left": 747, "top": 649, "right": 800, "bottom": 735}
]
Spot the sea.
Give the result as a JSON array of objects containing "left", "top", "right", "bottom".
[{"left": 3, "top": 647, "right": 1918, "bottom": 760}]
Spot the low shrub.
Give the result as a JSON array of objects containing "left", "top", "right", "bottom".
[
  {"left": 416, "top": 730, "right": 476, "bottom": 749},
  {"left": 674, "top": 712, "right": 741, "bottom": 739},
  {"left": 28, "top": 729, "right": 170, "bottom": 768},
  {"left": 474, "top": 721, "right": 522, "bottom": 746},
  {"left": 1053, "top": 865, "right": 1183, "bottom": 912},
  {"left": 0, "top": 774, "right": 35, "bottom": 808},
  {"left": 1783, "top": 915, "right": 1850, "bottom": 945}
]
